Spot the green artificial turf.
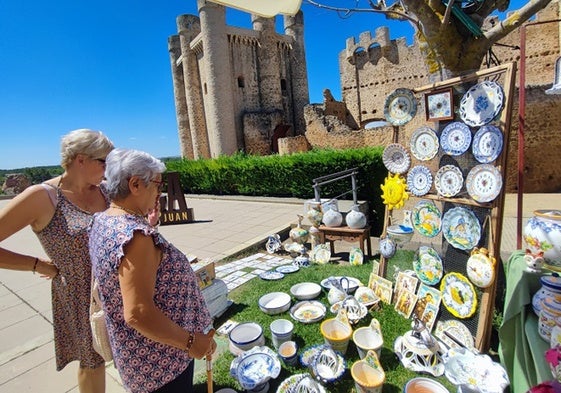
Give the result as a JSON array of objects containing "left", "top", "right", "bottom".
[{"left": 193, "top": 250, "right": 457, "bottom": 392}]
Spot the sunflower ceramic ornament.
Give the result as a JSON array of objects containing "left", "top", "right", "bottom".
[{"left": 381, "top": 173, "right": 409, "bottom": 210}]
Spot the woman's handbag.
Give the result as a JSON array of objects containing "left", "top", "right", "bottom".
[{"left": 90, "top": 277, "right": 113, "bottom": 362}]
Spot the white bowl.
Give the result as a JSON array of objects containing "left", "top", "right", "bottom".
[
  {"left": 290, "top": 282, "right": 322, "bottom": 300},
  {"left": 403, "top": 377, "right": 449, "bottom": 393},
  {"left": 258, "top": 292, "right": 291, "bottom": 315},
  {"left": 229, "top": 322, "right": 264, "bottom": 352}
]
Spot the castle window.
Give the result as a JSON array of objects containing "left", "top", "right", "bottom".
[
  {"left": 238, "top": 76, "right": 245, "bottom": 88},
  {"left": 281, "top": 79, "right": 287, "bottom": 96},
  {"left": 204, "top": 83, "right": 207, "bottom": 94}
]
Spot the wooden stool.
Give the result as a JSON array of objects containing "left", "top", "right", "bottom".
[{"left": 318, "top": 225, "right": 372, "bottom": 257}]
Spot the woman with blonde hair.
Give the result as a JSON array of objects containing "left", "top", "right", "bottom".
[
  {"left": 0, "top": 128, "right": 114, "bottom": 392},
  {"left": 89, "top": 148, "right": 216, "bottom": 393}
]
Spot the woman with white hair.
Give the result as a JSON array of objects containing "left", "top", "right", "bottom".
[
  {"left": 89, "top": 148, "right": 216, "bottom": 393},
  {"left": 0, "top": 129, "right": 114, "bottom": 392}
]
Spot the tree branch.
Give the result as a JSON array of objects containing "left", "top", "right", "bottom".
[{"left": 484, "top": 0, "right": 553, "bottom": 43}]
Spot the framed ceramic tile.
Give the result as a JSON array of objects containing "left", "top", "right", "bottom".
[
  {"left": 416, "top": 283, "right": 442, "bottom": 308},
  {"left": 371, "top": 260, "right": 380, "bottom": 276},
  {"left": 377, "top": 285, "right": 394, "bottom": 304},
  {"left": 394, "top": 289, "right": 418, "bottom": 318},
  {"left": 421, "top": 303, "right": 439, "bottom": 332},
  {"left": 425, "top": 87, "right": 454, "bottom": 122},
  {"left": 396, "top": 272, "right": 419, "bottom": 295}
]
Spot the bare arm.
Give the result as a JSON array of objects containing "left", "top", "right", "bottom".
[
  {"left": 118, "top": 232, "right": 214, "bottom": 359},
  {"left": 0, "top": 185, "right": 58, "bottom": 278}
]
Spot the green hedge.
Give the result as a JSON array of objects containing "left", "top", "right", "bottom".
[{"left": 165, "top": 148, "right": 388, "bottom": 235}]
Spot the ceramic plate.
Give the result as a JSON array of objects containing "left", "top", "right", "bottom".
[
  {"left": 459, "top": 81, "right": 505, "bottom": 127},
  {"left": 276, "top": 265, "right": 299, "bottom": 274},
  {"left": 259, "top": 271, "right": 285, "bottom": 281},
  {"left": 440, "top": 122, "right": 472, "bottom": 156},
  {"left": 277, "top": 373, "right": 327, "bottom": 393},
  {"left": 310, "top": 244, "right": 331, "bottom": 265},
  {"left": 290, "top": 300, "right": 327, "bottom": 324},
  {"left": 384, "top": 88, "right": 418, "bottom": 126},
  {"left": 410, "top": 126, "right": 439, "bottom": 161},
  {"left": 382, "top": 143, "right": 411, "bottom": 174},
  {"left": 434, "top": 165, "right": 463, "bottom": 197},
  {"left": 349, "top": 247, "right": 364, "bottom": 266},
  {"left": 434, "top": 320, "right": 475, "bottom": 350},
  {"left": 413, "top": 246, "right": 443, "bottom": 286},
  {"left": 465, "top": 164, "right": 503, "bottom": 203},
  {"left": 440, "top": 272, "right": 478, "bottom": 319},
  {"left": 466, "top": 251, "right": 495, "bottom": 288},
  {"left": 441, "top": 207, "right": 481, "bottom": 250},
  {"left": 407, "top": 165, "right": 433, "bottom": 197},
  {"left": 412, "top": 200, "right": 442, "bottom": 238},
  {"left": 472, "top": 125, "right": 504, "bottom": 163}
]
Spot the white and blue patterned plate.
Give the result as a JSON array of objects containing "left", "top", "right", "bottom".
[
  {"left": 276, "top": 265, "right": 299, "bottom": 274},
  {"left": 384, "top": 88, "right": 417, "bottom": 126},
  {"left": 440, "top": 122, "right": 472, "bottom": 156},
  {"left": 410, "top": 126, "right": 439, "bottom": 161},
  {"left": 259, "top": 271, "right": 285, "bottom": 281},
  {"left": 459, "top": 81, "right": 504, "bottom": 127},
  {"left": 466, "top": 164, "right": 503, "bottom": 203},
  {"left": 441, "top": 207, "right": 481, "bottom": 250},
  {"left": 407, "top": 165, "right": 433, "bottom": 197},
  {"left": 434, "top": 164, "right": 463, "bottom": 197},
  {"left": 382, "top": 143, "right": 411, "bottom": 174},
  {"left": 472, "top": 125, "right": 503, "bottom": 163}
]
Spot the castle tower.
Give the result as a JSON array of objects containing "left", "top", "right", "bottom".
[
  {"left": 197, "top": 0, "right": 237, "bottom": 157},
  {"left": 284, "top": 11, "right": 309, "bottom": 135}
]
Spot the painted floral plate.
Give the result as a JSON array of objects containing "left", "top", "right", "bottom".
[
  {"left": 259, "top": 271, "right": 285, "bottom": 281},
  {"left": 435, "top": 320, "right": 475, "bottom": 350},
  {"left": 465, "top": 164, "right": 503, "bottom": 203},
  {"left": 440, "top": 272, "right": 478, "bottom": 319},
  {"left": 434, "top": 164, "right": 463, "bottom": 197},
  {"left": 310, "top": 244, "right": 331, "bottom": 265},
  {"left": 382, "top": 143, "right": 411, "bottom": 174},
  {"left": 459, "top": 80, "right": 504, "bottom": 127},
  {"left": 384, "top": 88, "right": 418, "bottom": 126},
  {"left": 349, "top": 247, "right": 364, "bottom": 266},
  {"left": 412, "top": 200, "right": 442, "bottom": 238},
  {"left": 472, "top": 125, "right": 504, "bottom": 163},
  {"left": 290, "top": 300, "right": 327, "bottom": 324},
  {"left": 407, "top": 165, "right": 433, "bottom": 197},
  {"left": 440, "top": 122, "right": 472, "bottom": 156},
  {"left": 413, "top": 246, "right": 443, "bottom": 286},
  {"left": 277, "top": 373, "right": 327, "bottom": 393},
  {"left": 441, "top": 206, "right": 481, "bottom": 250},
  {"left": 410, "top": 126, "right": 439, "bottom": 161},
  {"left": 230, "top": 346, "right": 281, "bottom": 391}
]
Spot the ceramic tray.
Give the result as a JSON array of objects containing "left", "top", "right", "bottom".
[
  {"left": 441, "top": 206, "right": 481, "bottom": 250},
  {"left": 384, "top": 88, "right": 417, "bottom": 126},
  {"left": 459, "top": 80, "right": 504, "bottom": 127},
  {"left": 277, "top": 373, "right": 326, "bottom": 393},
  {"left": 410, "top": 126, "right": 439, "bottom": 161},
  {"left": 413, "top": 246, "right": 443, "bottom": 286},
  {"left": 472, "top": 125, "right": 503, "bottom": 163},
  {"left": 290, "top": 300, "right": 327, "bottom": 324},
  {"left": 434, "top": 164, "right": 463, "bottom": 197},
  {"left": 440, "top": 122, "right": 472, "bottom": 156},
  {"left": 434, "top": 320, "right": 475, "bottom": 350},
  {"left": 465, "top": 164, "right": 503, "bottom": 203},
  {"left": 259, "top": 271, "right": 285, "bottom": 281},
  {"left": 440, "top": 272, "right": 478, "bottom": 319},
  {"left": 412, "top": 200, "right": 442, "bottom": 238},
  {"left": 407, "top": 165, "right": 433, "bottom": 197},
  {"left": 382, "top": 143, "right": 411, "bottom": 174}
]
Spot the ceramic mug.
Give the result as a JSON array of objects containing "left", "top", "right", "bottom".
[
  {"left": 278, "top": 341, "right": 299, "bottom": 366},
  {"left": 320, "top": 318, "right": 353, "bottom": 354},
  {"left": 353, "top": 325, "right": 384, "bottom": 359},
  {"left": 270, "top": 319, "right": 294, "bottom": 349}
]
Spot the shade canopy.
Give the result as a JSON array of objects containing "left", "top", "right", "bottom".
[{"left": 206, "top": 0, "right": 302, "bottom": 17}]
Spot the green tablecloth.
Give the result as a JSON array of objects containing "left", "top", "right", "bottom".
[{"left": 498, "top": 250, "right": 552, "bottom": 393}]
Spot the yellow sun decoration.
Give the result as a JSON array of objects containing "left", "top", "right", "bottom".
[{"left": 380, "top": 173, "right": 409, "bottom": 210}]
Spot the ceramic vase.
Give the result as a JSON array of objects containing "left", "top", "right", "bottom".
[
  {"left": 533, "top": 275, "right": 561, "bottom": 316},
  {"left": 346, "top": 205, "right": 367, "bottom": 229},
  {"left": 289, "top": 214, "right": 309, "bottom": 245},
  {"left": 524, "top": 209, "right": 561, "bottom": 271},
  {"left": 323, "top": 207, "right": 343, "bottom": 227},
  {"left": 306, "top": 202, "right": 323, "bottom": 227}
]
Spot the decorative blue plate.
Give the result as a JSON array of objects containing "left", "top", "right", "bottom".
[
  {"left": 459, "top": 81, "right": 504, "bottom": 127},
  {"left": 259, "top": 271, "right": 285, "bottom": 281},
  {"left": 472, "top": 125, "right": 504, "bottom": 163},
  {"left": 407, "top": 165, "right": 433, "bottom": 197},
  {"left": 276, "top": 265, "right": 299, "bottom": 274},
  {"left": 434, "top": 164, "right": 463, "bottom": 197},
  {"left": 440, "top": 122, "right": 472, "bottom": 156},
  {"left": 384, "top": 88, "right": 417, "bottom": 126},
  {"left": 441, "top": 207, "right": 481, "bottom": 250}
]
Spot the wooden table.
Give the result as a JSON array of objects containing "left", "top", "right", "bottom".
[{"left": 318, "top": 225, "right": 372, "bottom": 257}]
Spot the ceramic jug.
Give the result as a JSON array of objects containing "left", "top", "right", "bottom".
[
  {"left": 346, "top": 205, "right": 367, "bottom": 229},
  {"left": 306, "top": 202, "right": 323, "bottom": 227},
  {"left": 323, "top": 207, "right": 343, "bottom": 227},
  {"left": 532, "top": 274, "right": 561, "bottom": 316},
  {"left": 289, "top": 214, "right": 309, "bottom": 245},
  {"left": 524, "top": 209, "right": 561, "bottom": 271}
]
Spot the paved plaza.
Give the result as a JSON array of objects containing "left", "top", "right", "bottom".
[{"left": 0, "top": 193, "right": 557, "bottom": 392}]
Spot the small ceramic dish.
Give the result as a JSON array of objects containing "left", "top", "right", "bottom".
[
  {"left": 290, "top": 282, "right": 322, "bottom": 300},
  {"left": 229, "top": 322, "right": 264, "bottom": 352},
  {"left": 290, "top": 300, "right": 327, "bottom": 324},
  {"left": 276, "top": 373, "right": 326, "bottom": 393},
  {"left": 258, "top": 292, "right": 291, "bottom": 315}
]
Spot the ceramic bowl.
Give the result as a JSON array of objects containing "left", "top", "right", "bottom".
[
  {"left": 229, "top": 322, "right": 264, "bottom": 352},
  {"left": 387, "top": 225, "right": 414, "bottom": 245},
  {"left": 403, "top": 377, "right": 449, "bottom": 393},
  {"left": 258, "top": 292, "right": 291, "bottom": 315},
  {"left": 320, "top": 276, "right": 361, "bottom": 294},
  {"left": 230, "top": 346, "right": 281, "bottom": 391},
  {"left": 291, "top": 282, "right": 322, "bottom": 300},
  {"left": 310, "top": 345, "right": 346, "bottom": 384}
]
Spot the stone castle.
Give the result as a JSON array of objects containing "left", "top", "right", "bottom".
[{"left": 169, "top": 0, "right": 561, "bottom": 193}]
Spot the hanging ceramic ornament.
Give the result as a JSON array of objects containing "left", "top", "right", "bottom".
[
  {"left": 466, "top": 247, "right": 496, "bottom": 288},
  {"left": 380, "top": 173, "right": 409, "bottom": 210}
]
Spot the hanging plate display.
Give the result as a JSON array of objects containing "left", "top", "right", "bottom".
[
  {"left": 441, "top": 207, "right": 481, "bottom": 250},
  {"left": 440, "top": 272, "right": 478, "bottom": 319},
  {"left": 412, "top": 200, "right": 442, "bottom": 238},
  {"left": 472, "top": 125, "right": 504, "bottom": 163},
  {"left": 465, "top": 164, "right": 503, "bottom": 203},
  {"left": 434, "top": 320, "right": 475, "bottom": 350},
  {"left": 407, "top": 165, "right": 433, "bottom": 197},
  {"left": 466, "top": 247, "right": 496, "bottom": 288},
  {"left": 459, "top": 81, "right": 505, "bottom": 127},
  {"left": 384, "top": 88, "right": 418, "bottom": 126},
  {"left": 413, "top": 246, "right": 444, "bottom": 286},
  {"left": 380, "top": 173, "right": 409, "bottom": 210},
  {"left": 410, "top": 126, "right": 440, "bottom": 161},
  {"left": 440, "top": 122, "right": 472, "bottom": 156},
  {"left": 434, "top": 165, "right": 464, "bottom": 197},
  {"left": 382, "top": 143, "right": 411, "bottom": 174}
]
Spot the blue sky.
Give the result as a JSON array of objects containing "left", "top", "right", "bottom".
[{"left": 0, "top": 0, "right": 524, "bottom": 169}]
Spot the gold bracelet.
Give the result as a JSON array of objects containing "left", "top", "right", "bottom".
[
  {"left": 185, "top": 332, "right": 195, "bottom": 355},
  {"left": 32, "top": 258, "right": 39, "bottom": 274}
]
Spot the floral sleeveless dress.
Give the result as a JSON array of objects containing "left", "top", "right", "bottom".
[{"left": 35, "top": 185, "right": 107, "bottom": 370}]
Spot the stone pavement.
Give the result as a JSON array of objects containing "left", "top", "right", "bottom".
[{"left": 0, "top": 193, "right": 557, "bottom": 392}]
